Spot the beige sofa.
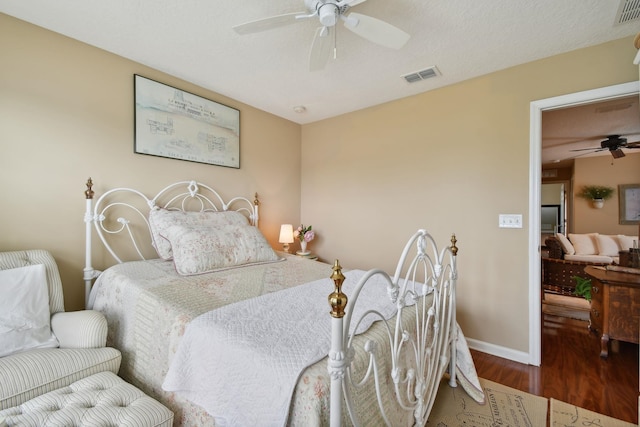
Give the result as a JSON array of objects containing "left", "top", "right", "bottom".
[{"left": 543, "top": 233, "right": 638, "bottom": 296}]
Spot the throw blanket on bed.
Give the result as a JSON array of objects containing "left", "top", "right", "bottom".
[{"left": 163, "top": 269, "right": 483, "bottom": 426}]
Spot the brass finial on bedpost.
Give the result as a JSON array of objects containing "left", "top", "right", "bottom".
[
  {"left": 85, "top": 178, "right": 94, "bottom": 200},
  {"left": 329, "top": 260, "right": 347, "bottom": 318},
  {"left": 450, "top": 234, "right": 458, "bottom": 256},
  {"left": 254, "top": 193, "right": 259, "bottom": 206}
]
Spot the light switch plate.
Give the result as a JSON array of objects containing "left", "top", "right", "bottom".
[{"left": 499, "top": 214, "right": 523, "bottom": 228}]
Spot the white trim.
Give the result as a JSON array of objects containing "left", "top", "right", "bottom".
[
  {"left": 466, "top": 337, "right": 530, "bottom": 365},
  {"left": 529, "top": 81, "right": 639, "bottom": 366}
]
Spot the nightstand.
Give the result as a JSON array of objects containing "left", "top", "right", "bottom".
[{"left": 296, "top": 252, "right": 318, "bottom": 261}]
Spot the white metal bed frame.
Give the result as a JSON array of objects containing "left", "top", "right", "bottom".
[
  {"left": 328, "top": 230, "right": 458, "bottom": 426},
  {"left": 82, "top": 177, "right": 259, "bottom": 306},
  {"left": 82, "top": 178, "right": 459, "bottom": 426}
]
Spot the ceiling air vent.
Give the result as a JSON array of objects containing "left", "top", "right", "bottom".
[
  {"left": 615, "top": 0, "right": 640, "bottom": 25},
  {"left": 402, "top": 66, "right": 440, "bottom": 84}
]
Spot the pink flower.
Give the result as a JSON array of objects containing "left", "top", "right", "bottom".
[{"left": 296, "top": 224, "right": 315, "bottom": 242}]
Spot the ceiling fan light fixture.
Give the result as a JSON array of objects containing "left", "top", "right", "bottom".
[{"left": 318, "top": 3, "right": 339, "bottom": 26}]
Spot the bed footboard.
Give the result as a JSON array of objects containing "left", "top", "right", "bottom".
[{"left": 328, "top": 230, "right": 458, "bottom": 426}]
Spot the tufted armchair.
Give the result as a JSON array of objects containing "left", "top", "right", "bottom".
[{"left": 0, "top": 250, "right": 121, "bottom": 410}]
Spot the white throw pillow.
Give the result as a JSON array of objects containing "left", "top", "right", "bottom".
[
  {"left": 162, "top": 225, "right": 280, "bottom": 276},
  {"left": 596, "top": 235, "right": 620, "bottom": 257},
  {"left": 555, "top": 233, "right": 575, "bottom": 255},
  {"left": 617, "top": 235, "right": 638, "bottom": 251},
  {"left": 149, "top": 209, "right": 250, "bottom": 260},
  {"left": 0, "top": 264, "right": 59, "bottom": 357},
  {"left": 568, "top": 233, "right": 598, "bottom": 256}
]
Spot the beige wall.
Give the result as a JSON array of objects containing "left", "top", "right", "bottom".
[
  {"left": 573, "top": 153, "right": 640, "bottom": 234},
  {"left": 301, "top": 36, "right": 638, "bottom": 353},
  {"left": 0, "top": 14, "right": 303, "bottom": 310},
  {"left": 2, "top": 11, "right": 638, "bottom": 356}
]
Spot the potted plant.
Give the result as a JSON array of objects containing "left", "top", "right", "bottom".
[
  {"left": 577, "top": 185, "right": 614, "bottom": 209},
  {"left": 572, "top": 275, "right": 592, "bottom": 302}
]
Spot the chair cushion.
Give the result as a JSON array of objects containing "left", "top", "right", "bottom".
[
  {"left": 0, "top": 348, "right": 121, "bottom": 410},
  {"left": 0, "top": 371, "right": 173, "bottom": 427}
]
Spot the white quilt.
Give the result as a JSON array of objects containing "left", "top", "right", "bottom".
[{"left": 163, "top": 270, "right": 483, "bottom": 426}]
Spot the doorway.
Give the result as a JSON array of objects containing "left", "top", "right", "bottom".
[{"left": 528, "top": 81, "right": 639, "bottom": 365}]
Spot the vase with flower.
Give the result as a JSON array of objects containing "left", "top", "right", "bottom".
[{"left": 294, "top": 224, "right": 315, "bottom": 255}]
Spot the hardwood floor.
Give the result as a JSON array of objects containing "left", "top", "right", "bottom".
[{"left": 471, "top": 313, "right": 639, "bottom": 424}]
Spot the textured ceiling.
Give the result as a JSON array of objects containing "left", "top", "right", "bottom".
[
  {"left": 1, "top": 0, "right": 638, "bottom": 126},
  {"left": 542, "top": 95, "right": 640, "bottom": 167}
]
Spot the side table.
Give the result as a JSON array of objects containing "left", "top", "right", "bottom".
[
  {"left": 586, "top": 265, "right": 640, "bottom": 358},
  {"left": 296, "top": 251, "right": 318, "bottom": 261}
]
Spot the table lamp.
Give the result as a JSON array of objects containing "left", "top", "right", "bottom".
[{"left": 279, "top": 224, "right": 294, "bottom": 253}]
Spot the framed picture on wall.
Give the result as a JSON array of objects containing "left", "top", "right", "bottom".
[
  {"left": 618, "top": 184, "right": 640, "bottom": 225},
  {"left": 134, "top": 75, "right": 240, "bottom": 168}
]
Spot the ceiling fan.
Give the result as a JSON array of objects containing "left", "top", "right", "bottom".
[
  {"left": 570, "top": 135, "right": 640, "bottom": 159},
  {"left": 232, "top": 0, "right": 410, "bottom": 71}
]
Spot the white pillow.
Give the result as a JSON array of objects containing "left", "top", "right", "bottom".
[
  {"left": 162, "top": 225, "right": 280, "bottom": 276},
  {"left": 555, "top": 234, "right": 575, "bottom": 255},
  {"left": 568, "top": 233, "right": 598, "bottom": 256},
  {"left": 617, "top": 235, "right": 638, "bottom": 251},
  {"left": 149, "top": 209, "right": 250, "bottom": 260},
  {"left": 596, "top": 235, "right": 620, "bottom": 257},
  {"left": 0, "top": 264, "right": 59, "bottom": 357}
]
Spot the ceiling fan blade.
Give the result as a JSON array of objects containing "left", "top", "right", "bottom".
[
  {"left": 611, "top": 149, "right": 625, "bottom": 159},
  {"left": 342, "top": 12, "right": 410, "bottom": 49},
  {"left": 569, "top": 147, "right": 604, "bottom": 152},
  {"left": 309, "top": 26, "right": 333, "bottom": 71},
  {"left": 340, "top": 0, "right": 368, "bottom": 6},
  {"left": 233, "top": 12, "right": 306, "bottom": 35}
]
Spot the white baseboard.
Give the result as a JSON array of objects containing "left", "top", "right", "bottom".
[{"left": 466, "top": 337, "right": 532, "bottom": 365}]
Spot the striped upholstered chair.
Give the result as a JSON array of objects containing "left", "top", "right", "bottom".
[{"left": 0, "top": 249, "right": 121, "bottom": 410}]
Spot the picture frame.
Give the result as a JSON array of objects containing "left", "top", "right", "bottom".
[
  {"left": 134, "top": 75, "right": 240, "bottom": 168},
  {"left": 618, "top": 184, "right": 640, "bottom": 225}
]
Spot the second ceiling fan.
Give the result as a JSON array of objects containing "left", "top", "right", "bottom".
[
  {"left": 233, "top": 0, "right": 410, "bottom": 71},
  {"left": 570, "top": 135, "right": 640, "bottom": 159}
]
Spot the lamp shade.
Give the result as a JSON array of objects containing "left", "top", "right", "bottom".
[{"left": 279, "top": 224, "right": 294, "bottom": 244}]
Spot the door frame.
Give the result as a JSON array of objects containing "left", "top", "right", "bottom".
[{"left": 528, "top": 81, "right": 639, "bottom": 365}]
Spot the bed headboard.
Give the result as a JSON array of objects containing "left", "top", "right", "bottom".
[{"left": 83, "top": 178, "right": 259, "bottom": 306}]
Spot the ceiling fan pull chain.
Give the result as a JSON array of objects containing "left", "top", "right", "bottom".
[{"left": 334, "top": 24, "right": 338, "bottom": 59}]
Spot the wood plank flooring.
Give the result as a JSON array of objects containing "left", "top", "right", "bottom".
[{"left": 471, "top": 313, "right": 639, "bottom": 424}]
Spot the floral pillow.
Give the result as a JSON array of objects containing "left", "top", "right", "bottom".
[
  {"left": 161, "top": 224, "right": 280, "bottom": 276},
  {"left": 149, "top": 209, "right": 250, "bottom": 260}
]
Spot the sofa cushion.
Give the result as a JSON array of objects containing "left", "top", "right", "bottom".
[
  {"left": 555, "top": 234, "right": 575, "bottom": 255},
  {"left": 0, "top": 347, "right": 121, "bottom": 410},
  {"left": 618, "top": 235, "right": 639, "bottom": 251},
  {"left": 564, "top": 254, "right": 615, "bottom": 264},
  {"left": 568, "top": 233, "right": 598, "bottom": 255},
  {"left": 596, "top": 235, "right": 620, "bottom": 257}
]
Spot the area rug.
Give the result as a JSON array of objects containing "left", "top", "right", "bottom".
[
  {"left": 550, "top": 398, "right": 635, "bottom": 427},
  {"left": 427, "top": 377, "right": 548, "bottom": 426}
]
